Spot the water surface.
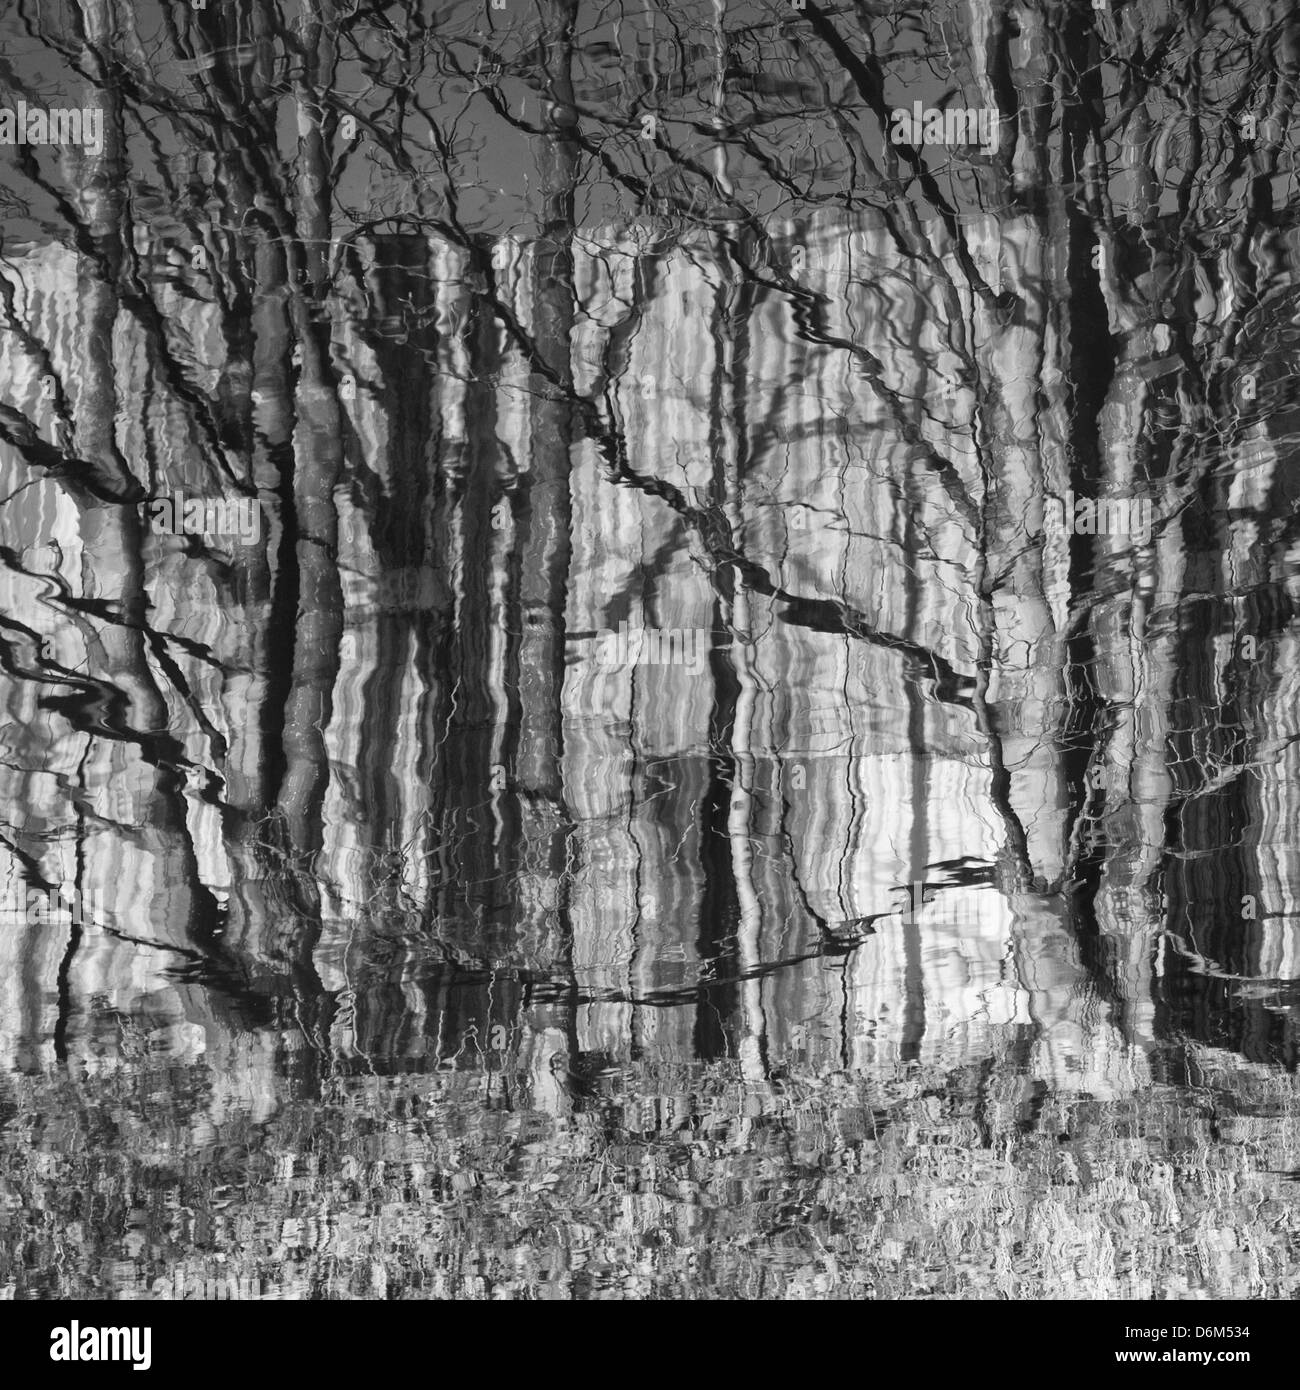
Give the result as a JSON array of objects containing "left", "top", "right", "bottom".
[{"left": 0, "top": 0, "right": 1298, "bottom": 1300}]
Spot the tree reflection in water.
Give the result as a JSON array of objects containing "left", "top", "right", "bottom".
[{"left": 0, "top": 0, "right": 1297, "bottom": 1298}]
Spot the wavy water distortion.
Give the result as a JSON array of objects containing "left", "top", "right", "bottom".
[{"left": 0, "top": 0, "right": 1298, "bottom": 1300}]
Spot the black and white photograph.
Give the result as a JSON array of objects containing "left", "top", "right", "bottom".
[{"left": 0, "top": 0, "right": 1295, "bottom": 1340}]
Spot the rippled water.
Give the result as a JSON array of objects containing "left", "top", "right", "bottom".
[{"left": 1, "top": 0, "right": 1299, "bottom": 1300}]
